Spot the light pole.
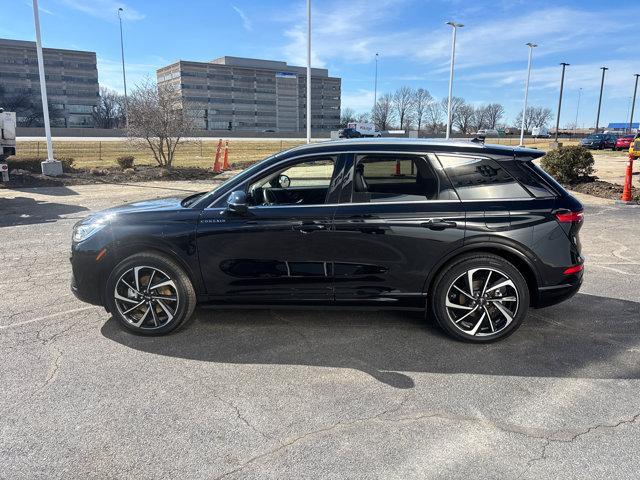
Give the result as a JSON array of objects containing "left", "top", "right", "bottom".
[
  {"left": 630, "top": 74, "right": 639, "bottom": 133},
  {"left": 519, "top": 42, "right": 537, "bottom": 147},
  {"left": 306, "top": 0, "right": 311, "bottom": 144},
  {"left": 32, "top": 0, "right": 61, "bottom": 175},
  {"left": 373, "top": 52, "right": 379, "bottom": 111},
  {"left": 554, "top": 62, "right": 569, "bottom": 143},
  {"left": 574, "top": 87, "right": 582, "bottom": 130},
  {"left": 445, "top": 21, "right": 463, "bottom": 140},
  {"left": 594, "top": 66, "right": 608, "bottom": 133},
  {"left": 118, "top": 8, "right": 128, "bottom": 127}
]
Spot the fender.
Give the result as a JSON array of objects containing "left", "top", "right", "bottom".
[{"left": 422, "top": 236, "right": 542, "bottom": 296}]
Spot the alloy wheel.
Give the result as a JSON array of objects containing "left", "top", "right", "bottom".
[
  {"left": 113, "top": 266, "right": 179, "bottom": 330},
  {"left": 444, "top": 267, "right": 519, "bottom": 337}
]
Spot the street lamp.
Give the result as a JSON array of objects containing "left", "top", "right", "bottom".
[
  {"left": 574, "top": 87, "right": 582, "bottom": 130},
  {"left": 519, "top": 42, "right": 537, "bottom": 147},
  {"left": 630, "top": 74, "right": 639, "bottom": 133},
  {"left": 118, "top": 8, "right": 128, "bottom": 127},
  {"left": 554, "top": 62, "right": 569, "bottom": 143},
  {"left": 306, "top": 0, "right": 311, "bottom": 144},
  {"left": 32, "top": 0, "right": 62, "bottom": 176},
  {"left": 445, "top": 21, "right": 463, "bottom": 140},
  {"left": 373, "top": 52, "right": 379, "bottom": 111},
  {"left": 594, "top": 66, "right": 608, "bottom": 133}
]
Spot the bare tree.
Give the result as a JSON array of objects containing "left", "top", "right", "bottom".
[
  {"left": 0, "top": 85, "right": 64, "bottom": 127},
  {"left": 126, "top": 79, "right": 196, "bottom": 169},
  {"left": 340, "top": 107, "right": 356, "bottom": 127},
  {"left": 516, "top": 106, "right": 552, "bottom": 132},
  {"left": 372, "top": 93, "right": 394, "bottom": 131},
  {"left": 412, "top": 88, "right": 432, "bottom": 133},
  {"left": 485, "top": 103, "right": 505, "bottom": 129},
  {"left": 392, "top": 86, "right": 414, "bottom": 130},
  {"left": 454, "top": 102, "right": 475, "bottom": 134},
  {"left": 93, "top": 87, "right": 125, "bottom": 129},
  {"left": 440, "top": 96, "right": 465, "bottom": 133},
  {"left": 424, "top": 100, "right": 444, "bottom": 133},
  {"left": 472, "top": 104, "right": 490, "bottom": 132},
  {"left": 355, "top": 111, "right": 371, "bottom": 123}
]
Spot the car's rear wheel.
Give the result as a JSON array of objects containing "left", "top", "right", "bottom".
[
  {"left": 105, "top": 252, "right": 197, "bottom": 335},
  {"left": 431, "top": 253, "right": 530, "bottom": 343}
]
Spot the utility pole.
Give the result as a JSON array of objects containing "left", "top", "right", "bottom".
[
  {"left": 574, "top": 87, "right": 582, "bottom": 129},
  {"left": 554, "top": 62, "right": 569, "bottom": 144},
  {"left": 306, "top": 0, "right": 311, "bottom": 144},
  {"left": 445, "top": 21, "right": 463, "bottom": 140},
  {"left": 630, "top": 74, "right": 639, "bottom": 133},
  {"left": 118, "top": 8, "right": 128, "bottom": 127},
  {"left": 519, "top": 42, "right": 537, "bottom": 147},
  {"left": 373, "top": 52, "right": 379, "bottom": 111},
  {"left": 32, "top": 0, "right": 62, "bottom": 176},
  {"left": 595, "top": 66, "right": 608, "bottom": 133}
]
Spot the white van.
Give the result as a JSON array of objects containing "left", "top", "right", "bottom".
[
  {"left": 532, "top": 126, "right": 550, "bottom": 138},
  {"left": 346, "top": 122, "right": 381, "bottom": 137}
]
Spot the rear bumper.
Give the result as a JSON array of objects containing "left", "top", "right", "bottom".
[{"left": 534, "top": 274, "right": 583, "bottom": 309}]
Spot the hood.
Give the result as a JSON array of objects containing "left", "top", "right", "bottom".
[{"left": 101, "top": 196, "right": 187, "bottom": 215}]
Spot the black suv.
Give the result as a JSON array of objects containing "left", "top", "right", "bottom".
[
  {"left": 338, "top": 128, "right": 362, "bottom": 138},
  {"left": 71, "top": 139, "right": 584, "bottom": 343},
  {"left": 580, "top": 133, "right": 617, "bottom": 150}
]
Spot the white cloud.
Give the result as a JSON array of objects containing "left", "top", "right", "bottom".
[
  {"left": 232, "top": 5, "right": 252, "bottom": 31},
  {"left": 58, "top": 0, "right": 145, "bottom": 21},
  {"left": 342, "top": 89, "right": 376, "bottom": 112}
]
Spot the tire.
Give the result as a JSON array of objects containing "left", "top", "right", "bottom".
[
  {"left": 105, "top": 252, "right": 197, "bottom": 335},
  {"left": 430, "top": 253, "right": 530, "bottom": 343}
]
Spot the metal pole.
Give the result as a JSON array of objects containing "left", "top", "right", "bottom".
[
  {"left": 595, "top": 66, "right": 608, "bottom": 133},
  {"left": 118, "top": 8, "right": 128, "bottom": 127},
  {"left": 519, "top": 43, "right": 536, "bottom": 147},
  {"left": 630, "top": 74, "right": 639, "bottom": 133},
  {"left": 445, "top": 21, "right": 463, "bottom": 140},
  {"left": 32, "top": 0, "right": 54, "bottom": 163},
  {"left": 575, "top": 87, "right": 582, "bottom": 129},
  {"left": 373, "top": 52, "right": 379, "bottom": 111},
  {"left": 554, "top": 63, "right": 569, "bottom": 142},
  {"left": 306, "top": 0, "right": 311, "bottom": 144}
]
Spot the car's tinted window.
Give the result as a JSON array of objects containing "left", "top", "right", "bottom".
[
  {"left": 438, "top": 155, "right": 532, "bottom": 200},
  {"left": 351, "top": 154, "right": 440, "bottom": 203},
  {"left": 502, "top": 161, "right": 556, "bottom": 198}
]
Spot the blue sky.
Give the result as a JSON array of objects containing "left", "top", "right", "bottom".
[{"left": 2, "top": 0, "right": 638, "bottom": 128}]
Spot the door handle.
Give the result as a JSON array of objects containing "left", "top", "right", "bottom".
[
  {"left": 292, "top": 223, "right": 327, "bottom": 234},
  {"left": 420, "top": 219, "right": 457, "bottom": 230}
]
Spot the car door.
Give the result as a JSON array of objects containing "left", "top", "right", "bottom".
[
  {"left": 331, "top": 152, "right": 466, "bottom": 309},
  {"left": 196, "top": 154, "right": 346, "bottom": 304}
]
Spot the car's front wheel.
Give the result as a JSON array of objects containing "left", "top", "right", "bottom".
[
  {"left": 431, "top": 253, "right": 530, "bottom": 343},
  {"left": 105, "top": 252, "right": 197, "bottom": 335}
]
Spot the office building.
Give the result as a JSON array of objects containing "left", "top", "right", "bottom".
[
  {"left": 157, "top": 56, "right": 341, "bottom": 132},
  {"left": 0, "top": 38, "right": 99, "bottom": 127}
]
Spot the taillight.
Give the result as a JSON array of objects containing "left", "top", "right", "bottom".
[
  {"left": 555, "top": 210, "right": 584, "bottom": 223},
  {"left": 563, "top": 265, "right": 584, "bottom": 275}
]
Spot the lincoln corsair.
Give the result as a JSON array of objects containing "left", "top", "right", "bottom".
[{"left": 71, "top": 139, "right": 584, "bottom": 343}]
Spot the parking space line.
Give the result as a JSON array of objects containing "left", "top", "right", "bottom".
[{"left": 0, "top": 306, "right": 100, "bottom": 330}]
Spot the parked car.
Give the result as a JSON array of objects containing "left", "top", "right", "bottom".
[
  {"left": 71, "top": 138, "right": 584, "bottom": 343},
  {"left": 615, "top": 134, "right": 635, "bottom": 151},
  {"left": 630, "top": 132, "right": 640, "bottom": 158},
  {"left": 338, "top": 127, "right": 362, "bottom": 138},
  {"left": 580, "top": 133, "right": 618, "bottom": 150},
  {"left": 532, "top": 127, "right": 551, "bottom": 138},
  {"left": 475, "top": 129, "right": 500, "bottom": 137}
]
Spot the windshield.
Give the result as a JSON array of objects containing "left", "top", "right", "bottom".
[{"left": 587, "top": 134, "right": 605, "bottom": 139}]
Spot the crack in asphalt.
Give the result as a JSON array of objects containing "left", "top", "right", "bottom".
[
  {"left": 213, "top": 394, "right": 411, "bottom": 480},
  {"left": 213, "top": 403, "right": 640, "bottom": 480}
]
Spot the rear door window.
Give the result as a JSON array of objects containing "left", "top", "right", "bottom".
[
  {"left": 437, "top": 155, "right": 532, "bottom": 200},
  {"left": 350, "top": 154, "right": 441, "bottom": 203}
]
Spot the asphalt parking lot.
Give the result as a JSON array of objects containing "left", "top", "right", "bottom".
[{"left": 1, "top": 181, "right": 639, "bottom": 479}]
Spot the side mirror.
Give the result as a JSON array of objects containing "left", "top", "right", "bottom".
[
  {"left": 226, "top": 190, "right": 248, "bottom": 215},
  {"left": 278, "top": 174, "right": 291, "bottom": 188}
]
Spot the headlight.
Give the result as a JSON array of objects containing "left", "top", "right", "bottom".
[{"left": 72, "top": 214, "right": 114, "bottom": 242}]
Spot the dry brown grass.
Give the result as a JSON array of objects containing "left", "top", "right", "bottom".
[{"left": 14, "top": 137, "right": 607, "bottom": 170}]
